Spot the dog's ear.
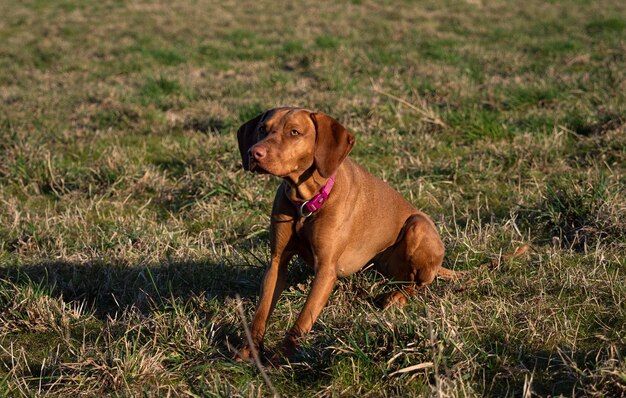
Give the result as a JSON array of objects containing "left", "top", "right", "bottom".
[
  {"left": 310, "top": 112, "right": 355, "bottom": 178},
  {"left": 237, "top": 113, "right": 264, "bottom": 170}
]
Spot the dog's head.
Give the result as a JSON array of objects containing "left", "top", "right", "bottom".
[{"left": 237, "top": 107, "right": 355, "bottom": 178}]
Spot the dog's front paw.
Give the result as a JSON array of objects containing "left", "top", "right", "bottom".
[
  {"left": 280, "top": 333, "right": 301, "bottom": 358},
  {"left": 381, "top": 290, "right": 409, "bottom": 308},
  {"left": 235, "top": 344, "right": 262, "bottom": 363},
  {"left": 263, "top": 337, "right": 298, "bottom": 367},
  {"left": 266, "top": 350, "right": 288, "bottom": 367}
]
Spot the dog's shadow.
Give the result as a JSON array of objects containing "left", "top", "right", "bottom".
[
  {"left": 0, "top": 258, "right": 269, "bottom": 317},
  {"left": 0, "top": 256, "right": 320, "bottom": 365},
  {"left": 1, "top": 256, "right": 411, "bottom": 384}
]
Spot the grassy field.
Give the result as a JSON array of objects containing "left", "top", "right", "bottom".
[{"left": 0, "top": 0, "right": 625, "bottom": 396}]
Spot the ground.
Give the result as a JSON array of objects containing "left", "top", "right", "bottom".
[{"left": 0, "top": 0, "right": 625, "bottom": 396}]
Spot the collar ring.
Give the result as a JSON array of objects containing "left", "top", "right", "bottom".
[{"left": 298, "top": 201, "right": 313, "bottom": 218}]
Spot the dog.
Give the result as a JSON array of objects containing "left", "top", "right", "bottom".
[{"left": 235, "top": 107, "right": 462, "bottom": 362}]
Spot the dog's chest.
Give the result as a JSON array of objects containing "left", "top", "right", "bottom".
[{"left": 290, "top": 215, "right": 382, "bottom": 276}]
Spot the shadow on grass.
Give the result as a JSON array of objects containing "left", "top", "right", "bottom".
[
  {"left": 0, "top": 257, "right": 334, "bottom": 393},
  {"left": 478, "top": 342, "right": 626, "bottom": 397},
  {"left": 0, "top": 259, "right": 266, "bottom": 318}
]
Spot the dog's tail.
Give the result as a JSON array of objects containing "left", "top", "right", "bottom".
[
  {"left": 437, "top": 244, "right": 530, "bottom": 280},
  {"left": 485, "top": 244, "right": 530, "bottom": 268},
  {"left": 437, "top": 266, "right": 468, "bottom": 280}
]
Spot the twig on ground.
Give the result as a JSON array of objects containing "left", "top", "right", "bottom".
[{"left": 234, "top": 294, "right": 279, "bottom": 398}]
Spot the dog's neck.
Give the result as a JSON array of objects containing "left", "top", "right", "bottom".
[{"left": 284, "top": 166, "right": 329, "bottom": 203}]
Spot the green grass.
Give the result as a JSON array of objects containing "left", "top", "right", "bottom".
[{"left": 0, "top": 0, "right": 625, "bottom": 396}]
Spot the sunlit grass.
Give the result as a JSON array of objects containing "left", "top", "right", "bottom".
[{"left": 0, "top": 0, "right": 624, "bottom": 396}]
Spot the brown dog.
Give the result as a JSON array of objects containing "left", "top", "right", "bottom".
[{"left": 236, "top": 107, "right": 460, "bottom": 361}]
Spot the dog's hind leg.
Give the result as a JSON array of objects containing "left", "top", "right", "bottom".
[{"left": 380, "top": 213, "right": 445, "bottom": 308}]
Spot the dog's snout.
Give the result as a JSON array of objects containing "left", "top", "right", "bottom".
[{"left": 249, "top": 145, "right": 267, "bottom": 161}]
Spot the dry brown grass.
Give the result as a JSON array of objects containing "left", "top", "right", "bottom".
[{"left": 1, "top": 0, "right": 625, "bottom": 396}]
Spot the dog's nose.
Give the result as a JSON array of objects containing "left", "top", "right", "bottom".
[{"left": 249, "top": 146, "right": 267, "bottom": 161}]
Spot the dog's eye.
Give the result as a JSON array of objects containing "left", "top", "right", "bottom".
[
  {"left": 259, "top": 126, "right": 267, "bottom": 136},
  {"left": 290, "top": 129, "right": 300, "bottom": 136}
]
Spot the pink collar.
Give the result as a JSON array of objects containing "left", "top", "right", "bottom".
[{"left": 291, "top": 175, "right": 335, "bottom": 218}]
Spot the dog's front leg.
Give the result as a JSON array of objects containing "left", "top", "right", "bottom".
[
  {"left": 280, "top": 264, "right": 337, "bottom": 358},
  {"left": 237, "top": 216, "right": 294, "bottom": 362}
]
